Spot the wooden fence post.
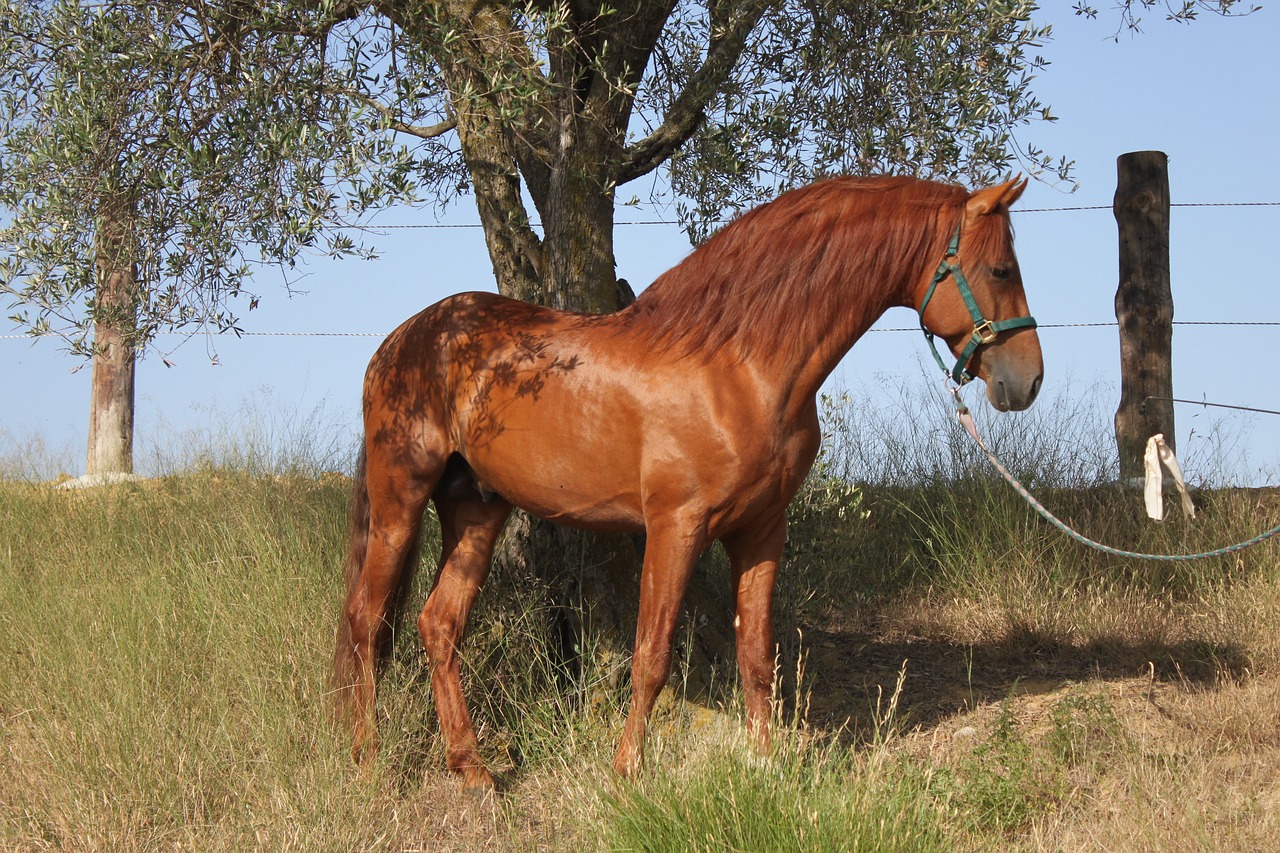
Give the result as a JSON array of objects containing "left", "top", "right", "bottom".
[{"left": 1113, "top": 150, "right": 1174, "bottom": 485}]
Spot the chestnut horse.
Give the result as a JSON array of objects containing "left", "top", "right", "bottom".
[{"left": 333, "top": 175, "right": 1042, "bottom": 790}]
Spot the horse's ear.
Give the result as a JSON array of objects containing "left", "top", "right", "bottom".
[{"left": 966, "top": 175, "right": 1028, "bottom": 218}]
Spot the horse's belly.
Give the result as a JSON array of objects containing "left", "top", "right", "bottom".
[
  {"left": 516, "top": 488, "right": 645, "bottom": 532},
  {"left": 463, "top": 435, "right": 646, "bottom": 532}
]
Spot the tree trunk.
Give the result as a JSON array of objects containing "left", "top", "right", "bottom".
[
  {"left": 1113, "top": 151, "right": 1174, "bottom": 486},
  {"left": 451, "top": 110, "right": 546, "bottom": 305},
  {"left": 86, "top": 202, "right": 139, "bottom": 476},
  {"left": 543, "top": 151, "right": 618, "bottom": 312}
]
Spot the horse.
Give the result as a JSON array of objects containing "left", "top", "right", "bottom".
[{"left": 332, "top": 174, "right": 1043, "bottom": 791}]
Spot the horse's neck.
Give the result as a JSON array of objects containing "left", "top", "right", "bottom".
[
  {"left": 764, "top": 275, "right": 906, "bottom": 411},
  {"left": 734, "top": 215, "right": 926, "bottom": 405}
]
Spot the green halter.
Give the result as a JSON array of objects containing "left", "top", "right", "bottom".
[{"left": 918, "top": 224, "right": 1037, "bottom": 385}]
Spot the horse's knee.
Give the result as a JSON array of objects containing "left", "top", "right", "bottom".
[
  {"left": 417, "top": 609, "right": 443, "bottom": 660},
  {"left": 343, "top": 597, "right": 376, "bottom": 654},
  {"left": 631, "top": 639, "right": 675, "bottom": 700},
  {"left": 343, "top": 591, "right": 365, "bottom": 631}
]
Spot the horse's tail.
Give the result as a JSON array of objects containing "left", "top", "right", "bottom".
[{"left": 331, "top": 445, "right": 372, "bottom": 713}]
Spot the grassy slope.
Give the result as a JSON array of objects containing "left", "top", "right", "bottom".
[{"left": 2, "top": 426, "right": 1279, "bottom": 849}]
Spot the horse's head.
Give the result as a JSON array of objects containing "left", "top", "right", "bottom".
[{"left": 916, "top": 177, "right": 1043, "bottom": 412}]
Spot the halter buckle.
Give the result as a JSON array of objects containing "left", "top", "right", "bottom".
[{"left": 972, "top": 319, "right": 998, "bottom": 345}]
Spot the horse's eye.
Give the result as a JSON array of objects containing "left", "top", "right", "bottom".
[{"left": 992, "top": 265, "right": 1011, "bottom": 280}]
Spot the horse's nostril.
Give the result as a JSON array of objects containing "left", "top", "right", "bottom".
[
  {"left": 1030, "top": 374, "right": 1043, "bottom": 402},
  {"left": 994, "top": 381, "right": 1011, "bottom": 412}
]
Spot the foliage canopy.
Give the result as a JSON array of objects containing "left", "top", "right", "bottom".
[
  {"left": 0, "top": 0, "right": 1257, "bottom": 351},
  {"left": 0, "top": 1, "right": 436, "bottom": 353}
]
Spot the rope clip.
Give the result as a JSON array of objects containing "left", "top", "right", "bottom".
[{"left": 944, "top": 375, "right": 970, "bottom": 416}]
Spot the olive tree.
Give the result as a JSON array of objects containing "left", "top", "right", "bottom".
[{"left": 0, "top": 1, "right": 448, "bottom": 472}]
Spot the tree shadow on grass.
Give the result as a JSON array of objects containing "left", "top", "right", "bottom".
[{"left": 782, "top": 622, "right": 1251, "bottom": 744}]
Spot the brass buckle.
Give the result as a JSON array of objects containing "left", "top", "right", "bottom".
[{"left": 972, "top": 320, "right": 998, "bottom": 345}]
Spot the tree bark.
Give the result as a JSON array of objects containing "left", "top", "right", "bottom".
[
  {"left": 1113, "top": 151, "right": 1175, "bottom": 485},
  {"left": 543, "top": 134, "right": 619, "bottom": 312},
  {"left": 452, "top": 110, "right": 546, "bottom": 304},
  {"left": 86, "top": 200, "right": 139, "bottom": 476}
]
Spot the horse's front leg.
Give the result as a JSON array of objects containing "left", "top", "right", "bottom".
[
  {"left": 613, "top": 515, "right": 707, "bottom": 777},
  {"left": 722, "top": 512, "right": 787, "bottom": 753}
]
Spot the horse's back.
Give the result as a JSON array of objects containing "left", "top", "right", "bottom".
[{"left": 362, "top": 289, "right": 819, "bottom": 537}]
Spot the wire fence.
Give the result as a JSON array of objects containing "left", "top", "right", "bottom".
[
  {"left": 3, "top": 320, "right": 1278, "bottom": 341},
  {"left": 343, "top": 199, "right": 1280, "bottom": 230},
  {"left": 2, "top": 199, "right": 1277, "bottom": 341}
]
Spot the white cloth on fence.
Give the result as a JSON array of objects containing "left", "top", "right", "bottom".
[{"left": 1143, "top": 433, "right": 1196, "bottom": 522}]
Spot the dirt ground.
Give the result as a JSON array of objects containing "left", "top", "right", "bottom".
[{"left": 796, "top": 601, "right": 1280, "bottom": 851}]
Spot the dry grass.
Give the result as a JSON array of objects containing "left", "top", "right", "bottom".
[
  {"left": 902, "top": 676, "right": 1280, "bottom": 851},
  {"left": 3, "top": 387, "right": 1280, "bottom": 850}
]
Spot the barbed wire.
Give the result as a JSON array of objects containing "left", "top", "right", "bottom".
[
  {"left": 1022, "top": 201, "right": 1280, "bottom": 213},
  {"left": 868, "top": 320, "right": 1280, "bottom": 333},
  {"left": 3, "top": 200, "right": 1278, "bottom": 341},
  {"left": 348, "top": 199, "right": 1280, "bottom": 231},
  {"left": 4, "top": 319, "right": 1279, "bottom": 341}
]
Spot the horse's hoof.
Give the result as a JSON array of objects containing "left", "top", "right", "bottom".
[
  {"left": 462, "top": 780, "right": 496, "bottom": 802},
  {"left": 464, "top": 782, "right": 496, "bottom": 803},
  {"left": 352, "top": 739, "right": 376, "bottom": 768},
  {"left": 460, "top": 766, "right": 497, "bottom": 798},
  {"left": 612, "top": 752, "right": 642, "bottom": 779}
]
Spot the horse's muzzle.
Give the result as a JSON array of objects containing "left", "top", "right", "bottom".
[{"left": 987, "top": 369, "right": 1042, "bottom": 412}]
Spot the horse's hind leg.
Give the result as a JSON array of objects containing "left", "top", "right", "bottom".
[
  {"left": 418, "top": 492, "right": 512, "bottom": 792},
  {"left": 342, "top": 456, "right": 434, "bottom": 768}
]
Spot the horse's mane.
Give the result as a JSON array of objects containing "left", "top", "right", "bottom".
[{"left": 619, "top": 176, "right": 996, "bottom": 359}]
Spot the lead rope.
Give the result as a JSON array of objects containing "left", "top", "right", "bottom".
[{"left": 946, "top": 383, "right": 1280, "bottom": 561}]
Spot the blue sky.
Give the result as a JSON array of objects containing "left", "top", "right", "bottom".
[{"left": 3, "top": 5, "right": 1278, "bottom": 483}]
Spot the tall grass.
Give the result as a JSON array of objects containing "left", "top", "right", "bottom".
[
  {"left": 139, "top": 388, "right": 357, "bottom": 477},
  {"left": 803, "top": 373, "right": 1280, "bottom": 599},
  {"left": 0, "top": 473, "right": 379, "bottom": 849},
  {"left": 0, "top": 470, "right": 631, "bottom": 848},
  {"left": 0, "top": 387, "right": 358, "bottom": 483},
  {"left": 2, "top": 381, "right": 1279, "bottom": 849},
  {"left": 593, "top": 734, "right": 947, "bottom": 852},
  {"left": 0, "top": 428, "right": 76, "bottom": 481},
  {"left": 820, "top": 372, "right": 1119, "bottom": 488}
]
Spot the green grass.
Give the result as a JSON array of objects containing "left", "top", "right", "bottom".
[
  {"left": 0, "top": 474, "right": 373, "bottom": 849},
  {"left": 595, "top": 734, "right": 948, "bottom": 853},
  {"left": 0, "top": 472, "right": 624, "bottom": 849}
]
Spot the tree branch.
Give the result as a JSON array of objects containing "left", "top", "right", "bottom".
[
  {"left": 330, "top": 85, "right": 457, "bottom": 139},
  {"left": 586, "top": 2, "right": 678, "bottom": 142},
  {"left": 617, "top": 0, "right": 772, "bottom": 186},
  {"left": 368, "top": 0, "right": 552, "bottom": 291}
]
